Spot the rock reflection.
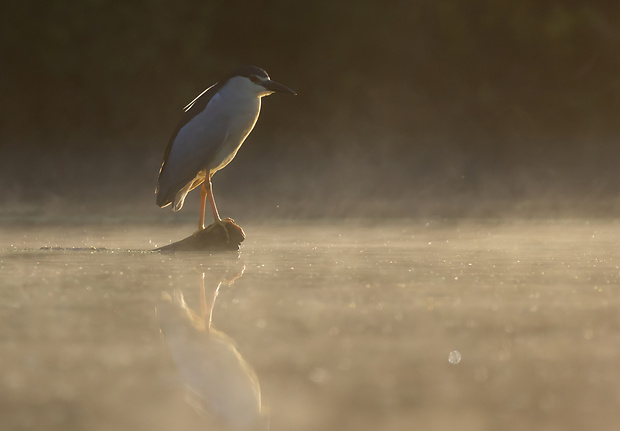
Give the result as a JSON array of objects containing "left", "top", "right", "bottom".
[{"left": 157, "top": 267, "right": 266, "bottom": 430}]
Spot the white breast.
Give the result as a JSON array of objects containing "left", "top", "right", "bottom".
[{"left": 208, "top": 77, "right": 262, "bottom": 174}]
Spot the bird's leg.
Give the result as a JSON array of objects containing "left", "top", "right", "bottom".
[
  {"left": 206, "top": 175, "right": 221, "bottom": 223},
  {"left": 199, "top": 182, "right": 208, "bottom": 230},
  {"left": 198, "top": 176, "right": 244, "bottom": 242},
  {"left": 202, "top": 176, "right": 230, "bottom": 242}
]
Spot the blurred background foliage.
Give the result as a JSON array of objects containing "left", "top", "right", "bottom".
[{"left": 1, "top": 0, "right": 620, "bottom": 219}]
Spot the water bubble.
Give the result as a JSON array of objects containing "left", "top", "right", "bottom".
[
  {"left": 255, "top": 318, "right": 267, "bottom": 329},
  {"left": 448, "top": 350, "right": 462, "bottom": 364},
  {"left": 328, "top": 326, "right": 339, "bottom": 336},
  {"left": 309, "top": 367, "right": 330, "bottom": 384}
]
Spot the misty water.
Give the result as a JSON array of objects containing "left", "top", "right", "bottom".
[{"left": 2, "top": 220, "right": 619, "bottom": 430}]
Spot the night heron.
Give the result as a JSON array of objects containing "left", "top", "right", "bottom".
[{"left": 156, "top": 65, "right": 296, "bottom": 231}]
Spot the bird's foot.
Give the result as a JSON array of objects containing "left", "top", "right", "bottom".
[
  {"left": 203, "top": 220, "right": 230, "bottom": 243},
  {"left": 222, "top": 217, "right": 246, "bottom": 238},
  {"left": 201, "top": 218, "right": 245, "bottom": 244}
]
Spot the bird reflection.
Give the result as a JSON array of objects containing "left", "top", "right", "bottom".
[{"left": 157, "top": 267, "right": 267, "bottom": 430}]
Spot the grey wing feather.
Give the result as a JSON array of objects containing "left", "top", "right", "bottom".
[
  {"left": 156, "top": 83, "right": 225, "bottom": 208},
  {"left": 183, "top": 83, "right": 217, "bottom": 112}
]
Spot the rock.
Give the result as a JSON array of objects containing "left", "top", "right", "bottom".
[{"left": 156, "top": 220, "right": 245, "bottom": 252}]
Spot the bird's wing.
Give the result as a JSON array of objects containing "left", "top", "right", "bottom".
[
  {"left": 156, "top": 84, "right": 228, "bottom": 207},
  {"left": 158, "top": 83, "right": 221, "bottom": 185},
  {"left": 183, "top": 83, "right": 218, "bottom": 112}
]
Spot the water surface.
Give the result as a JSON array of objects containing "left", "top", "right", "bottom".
[{"left": 1, "top": 220, "right": 619, "bottom": 430}]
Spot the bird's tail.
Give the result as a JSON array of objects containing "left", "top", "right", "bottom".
[
  {"left": 171, "top": 181, "right": 194, "bottom": 212},
  {"left": 155, "top": 183, "right": 173, "bottom": 208}
]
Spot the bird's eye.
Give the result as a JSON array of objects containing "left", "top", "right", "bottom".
[{"left": 249, "top": 75, "right": 259, "bottom": 83}]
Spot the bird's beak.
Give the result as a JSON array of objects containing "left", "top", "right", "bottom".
[{"left": 262, "top": 79, "right": 297, "bottom": 95}]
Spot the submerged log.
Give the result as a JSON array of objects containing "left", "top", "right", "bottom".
[{"left": 156, "top": 220, "right": 245, "bottom": 252}]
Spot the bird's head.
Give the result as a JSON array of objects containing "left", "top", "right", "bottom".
[{"left": 229, "top": 65, "right": 297, "bottom": 98}]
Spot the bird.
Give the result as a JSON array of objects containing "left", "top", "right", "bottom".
[{"left": 156, "top": 65, "right": 296, "bottom": 234}]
